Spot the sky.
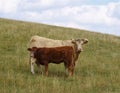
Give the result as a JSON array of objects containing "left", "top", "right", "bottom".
[{"left": 0, "top": 0, "right": 120, "bottom": 36}]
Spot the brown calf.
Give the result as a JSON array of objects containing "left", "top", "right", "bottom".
[{"left": 28, "top": 46, "right": 75, "bottom": 76}]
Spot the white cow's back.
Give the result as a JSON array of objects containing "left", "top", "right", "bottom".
[{"left": 29, "top": 35, "right": 73, "bottom": 48}]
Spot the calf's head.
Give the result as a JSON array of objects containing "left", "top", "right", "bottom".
[{"left": 27, "top": 47, "right": 38, "bottom": 57}]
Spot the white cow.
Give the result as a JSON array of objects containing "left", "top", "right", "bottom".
[{"left": 28, "top": 35, "right": 88, "bottom": 74}]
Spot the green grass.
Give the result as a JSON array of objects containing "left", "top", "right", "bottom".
[{"left": 0, "top": 18, "right": 120, "bottom": 93}]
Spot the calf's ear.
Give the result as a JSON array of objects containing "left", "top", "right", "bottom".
[
  {"left": 27, "top": 47, "right": 38, "bottom": 51},
  {"left": 27, "top": 48, "right": 32, "bottom": 51}
]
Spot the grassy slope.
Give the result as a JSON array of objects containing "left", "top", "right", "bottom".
[{"left": 0, "top": 18, "right": 120, "bottom": 93}]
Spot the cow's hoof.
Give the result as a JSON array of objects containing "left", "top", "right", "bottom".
[{"left": 31, "top": 72, "right": 35, "bottom": 74}]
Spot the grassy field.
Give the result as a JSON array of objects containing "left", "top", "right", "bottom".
[{"left": 0, "top": 18, "right": 120, "bottom": 93}]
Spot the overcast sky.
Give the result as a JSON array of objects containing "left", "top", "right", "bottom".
[{"left": 0, "top": 0, "right": 120, "bottom": 36}]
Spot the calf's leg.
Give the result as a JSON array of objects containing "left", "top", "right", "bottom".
[
  {"left": 68, "top": 64, "right": 74, "bottom": 76},
  {"left": 30, "top": 57, "right": 36, "bottom": 74},
  {"left": 64, "top": 63, "right": 68, "bottom": 76},
  {"left": 45, "top": 64, "right": 48, "bottom": 76}
]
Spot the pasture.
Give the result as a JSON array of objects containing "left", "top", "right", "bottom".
[{"left": 0, "top": 18, "right": 120, "bottom": 93}]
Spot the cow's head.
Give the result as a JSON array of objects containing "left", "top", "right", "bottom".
[{"left": 72, "top": 38, "right": 88, "bottom": 52}]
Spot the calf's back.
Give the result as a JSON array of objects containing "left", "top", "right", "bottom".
[{"left": 34, "top": 46, "right": 74, "bottom": 65}]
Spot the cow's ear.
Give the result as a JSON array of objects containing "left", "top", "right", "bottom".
[
  {"left": 71, "top": 39, "right": 76, "bottom": 44},
  {"left": 27, "top": 48, "right": 32, "bottom": 51},
  {"left": 82, "top": 38, "right": 88, "bottom": 44}
]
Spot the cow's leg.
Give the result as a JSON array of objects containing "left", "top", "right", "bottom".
[
  {"left": 30, "top": 57, "right": 36, "bottom": 74},
  {"left": 68, "top": 64, "right": 74, "bottom": 76},
  {"left": 45, "top": 63, "right": 48, "bottom": 76},
  {"left": 37, "top": 64, "right": 44, "bottom": 74},
  {"left": 71, "top": 64, "right": 74, "bottom": 76},
  {"left": 64, "top": 63, "right": 68, "bottom": 75},
  {"left": 37, "top": 64, "right": 41, "bottom": 74},
  {"left": 68, "top": 66, "right": 72, "bottom": 76},
  {"left": 71, "top": 58, "right": 75, "bottom": 76}
]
